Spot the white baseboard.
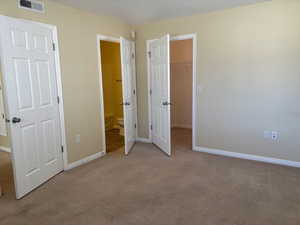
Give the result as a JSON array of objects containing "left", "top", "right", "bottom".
[
  {"left": 136, "top": 137, "right": 152, "bottom": 143},
  {"left": 0, "top": 146, "right": 11, "bottom": 153},
  {"left": 193, "top": 146, "right": 300, "bottom": 168},
  {"left": 66, "top": 151, "right": 106, "bottom": 171},
  {"left": 172, "top": 124, "right": 192, "bottom": 129}
]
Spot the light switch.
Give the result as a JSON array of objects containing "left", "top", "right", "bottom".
[{"left": 271, "top": 131, "right": 278, "bottom": 140}]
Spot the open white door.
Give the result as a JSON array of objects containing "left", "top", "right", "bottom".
[
  {"left": 120, "top": 37, "right": 137, "bottom": 155},
  {"left": 0, "top": 79, "right": 7, "bottom": 136},
  {"left": 149, "top": 34, "right": 171, "bottom": 156},
  {"left": 0, "top": 16, "right": 64, "bottom": 199}
]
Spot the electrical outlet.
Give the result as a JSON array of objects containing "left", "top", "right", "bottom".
[
  {"left": 75, "top": 134, "right": 81, "bottom": 143},
  {"left": 271, "top": 131, "right": 278, "bottom": 140},
  {"left": 264, "top": 131, "right": 279, "bottom": 141}
]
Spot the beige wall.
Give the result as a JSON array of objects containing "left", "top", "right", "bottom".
[
  {"left": 0, "top": 0, "right": 132, "bottom": 163},
  {"left": 100, "top": 41, "right": 123, "bottom": 128},
  {"left": 135, "top": 0, "right": 300, "bottom": 161},
  {"left": 1, "top": 0, "right": 299, "bottom": 163},
  {"left": 171, "top": 40, "right": 193, "bottom": 128}
]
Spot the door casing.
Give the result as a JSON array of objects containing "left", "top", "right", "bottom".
[
  {"left": 0, "top": 15, "right": 68, "bottom": 198},
  {"left": 147, "top": 33, "right": 197, "bottom": 150},
  {"left": 96, "top": 34, "right": 138, "bottom": 154}
]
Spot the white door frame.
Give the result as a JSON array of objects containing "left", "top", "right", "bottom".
[
  {"left": 147, "top": 33, "right": 197, "bottom": 150},
  {"left": 0, "top": 78, "right": 8, "bottom": 136},
  {"left": 0, "top": 16, "right": 69, "bottom": 174},
  {"left": 96, "top": 35, "right": 120, "bottom": 154},
  {"left": 146, "top": 39, "right": 156, "bottom": 143},
  {"left": 96, "top": 34, "right": 138, "bottom": 154}
]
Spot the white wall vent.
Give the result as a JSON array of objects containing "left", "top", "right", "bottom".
[{"left": 19, "top": 0, "right": 44, "bottom": 13}]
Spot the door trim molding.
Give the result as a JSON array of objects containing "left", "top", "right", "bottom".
[
  {"left": 146, "top": 33, "right": 197, "bottom": 150},
  {"left": 171, "top": 34, "right": 197, "bottom": 150},
  {"left": 146, "top": 39, "right": 155, "bottom": 143},
  {"left": 96, "top": 34, "right": 121, "bottom": 155},
  {"left": 52, "top": 25, "right": 69, "bottom": 170}
]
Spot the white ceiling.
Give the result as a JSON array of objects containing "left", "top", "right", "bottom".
[{"left": 50, "top": 0, "right": 269, "bottom": 24}]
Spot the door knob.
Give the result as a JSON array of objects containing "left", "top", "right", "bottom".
[
  {"left": 12, "top": 117, "right": 21, "bottom": 124},
  {"left": 162, "top": 101, "right": 172, "bottom": 106}
]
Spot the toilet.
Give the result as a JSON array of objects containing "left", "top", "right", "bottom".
[{"left": 117, "top": 118, "right": 124, "bottom": 136}]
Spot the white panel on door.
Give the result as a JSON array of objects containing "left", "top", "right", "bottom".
[
  {"left": 41, "top": 119, "right": 56, "bottom": 164},
  {"left": 36, "top": 60, "right": 52, "bottom": 106},
  {"left": 11, "top": 29, "right": 29, "bottom": 49},
  {"left": 33, "top": 34, "right": 48, "bottom": 53},
  {"left": 22, "top": 124, "right": 39, "bottom": 176},
  {"left": 0, "top": 15, "right": 64, "bottom": 199},
  {"left": 14, "top": 58, "right": 34, "bottom": 110}
]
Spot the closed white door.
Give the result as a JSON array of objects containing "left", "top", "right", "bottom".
[
  {"left": 120, "top": 37, "right": 137, "bottom": 155},
  {"left": 149, "top": 34, "right": 171, "bottom": 156},
  {"left": 0, "top": 16, "right": 64, "bottom": 199}
]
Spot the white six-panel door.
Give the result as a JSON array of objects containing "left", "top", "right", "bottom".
[
  {"left": 0, "top": 16, "right": 64, "bottom": 199},
  {"left": 120, "top": 37, "right": 137, "bottom": 155},
  {"left": 149, "top": 34, "right": 171, "bottom": 156}
]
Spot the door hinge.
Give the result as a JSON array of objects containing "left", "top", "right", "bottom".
[
  {"left": 134, "top": 123, "right": 137, "bottom": 129},
  {"left": 61, "top": 145, "right": 64, "bottom": 153},
  {"left": 133, "top": 89, "right": 136, "bottom": 95},
  {"left": 150, "top": 124, "right": 153, "bottom": 130},
  {"left": 132, "top": 53, "right": 135, "bottom": 59},
  {"left": 148, "top": 51, "right": 151, "bottom": 58},
  {"left": 57, "top": 96, "right": 60, "bottom": 104},
  {"left": 150, "top": 89, "right": 152, "bottom": 95},
  {"left": 52, "top": 43, "right": 56, "bottom": 51}
]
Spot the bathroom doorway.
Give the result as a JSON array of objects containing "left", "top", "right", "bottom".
[{"left": 99, "top": 40, "right": 125, "bottom": 153}]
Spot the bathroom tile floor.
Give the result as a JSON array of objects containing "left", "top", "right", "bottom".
[
  {"left": 0, "top": 151, "right": 14, "bottom": 196},
  {"left": 105, "top": 129, "right": 125, "bottom": 153}
]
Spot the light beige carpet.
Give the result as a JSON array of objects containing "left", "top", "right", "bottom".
[{"left": 0, "top": 128, "right": 300, "bottom": 225}]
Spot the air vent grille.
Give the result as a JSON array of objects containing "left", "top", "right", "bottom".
[{"left": 19, "top": 0, "right": 44, "bottom": 13}]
